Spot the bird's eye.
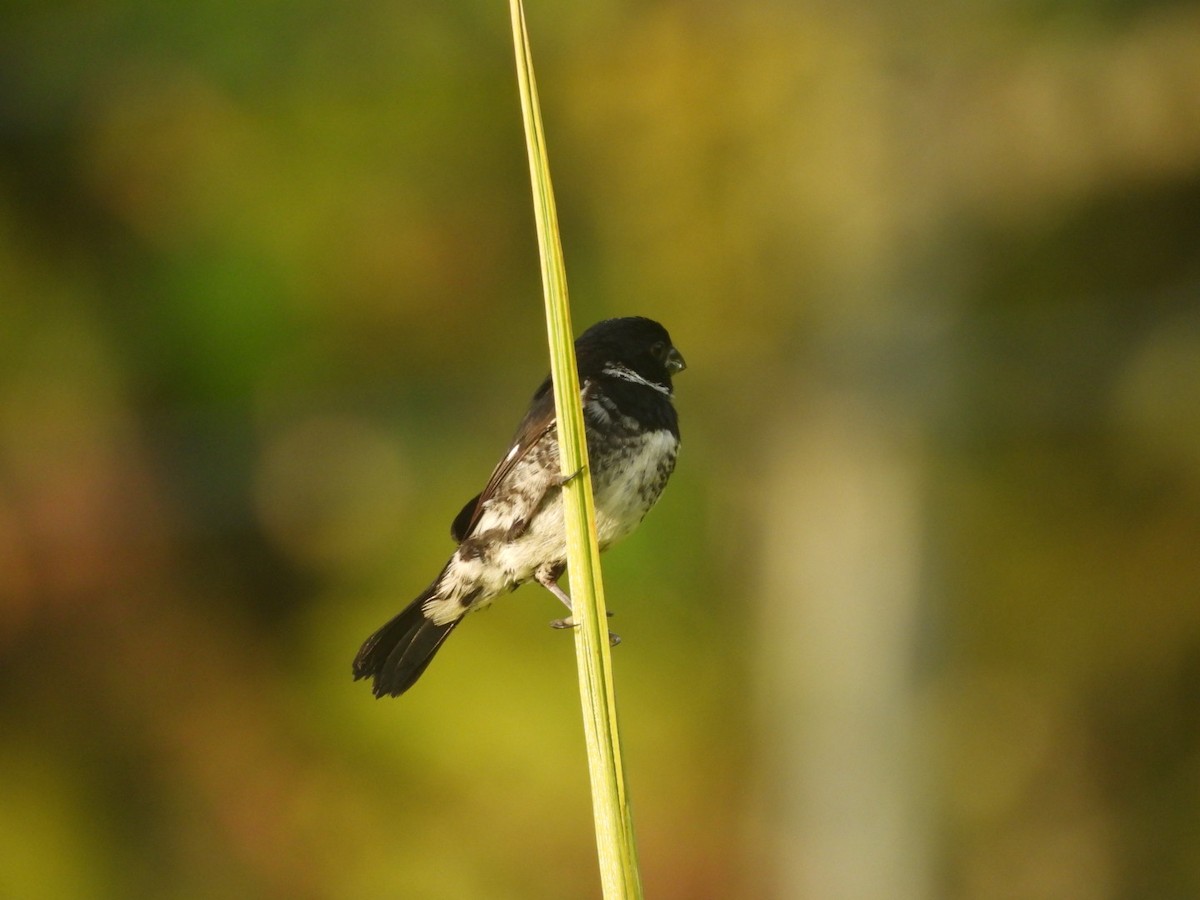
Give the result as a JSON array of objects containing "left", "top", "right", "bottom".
[{"left": 650, "top": 341, "right": 667, "bottom": 360}]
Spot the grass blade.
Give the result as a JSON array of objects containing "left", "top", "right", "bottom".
[{"left": 508, "top": 3, "right": 644, "bottom": 897}]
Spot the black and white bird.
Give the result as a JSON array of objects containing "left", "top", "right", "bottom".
[{"left": 353, "top": 316, "right": 686, "bottom": 698}]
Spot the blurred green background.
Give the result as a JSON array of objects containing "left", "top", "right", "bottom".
[{"left": 3, "top": 1, "right": 1200, "bottom": 898}]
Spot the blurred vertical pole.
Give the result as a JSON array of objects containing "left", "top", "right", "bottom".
[
  {"left": 757, "top": 388, "right": 929, "bottom": 900},
  {"left": 747, "top": 6, "right": 941, "bottom": 891}
]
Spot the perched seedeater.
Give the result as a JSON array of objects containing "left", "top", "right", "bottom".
[{"left": 353, "top": 316, "right": 686, "bottom": 698}]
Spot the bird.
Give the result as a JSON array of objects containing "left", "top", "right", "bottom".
[{"left": 352, "top": 316, "right": 686, "bottom": 698}]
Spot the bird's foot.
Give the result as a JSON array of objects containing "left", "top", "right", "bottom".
[
  {"left": 553, "top": 465, "right": 586, "bottom": 488},
  {"left": 549, "top": 617, "right": 621, "bottom": 646}
]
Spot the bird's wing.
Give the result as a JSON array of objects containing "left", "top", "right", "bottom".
[{"left": 450, "top": 376, "right": 560, "bottom": 544}]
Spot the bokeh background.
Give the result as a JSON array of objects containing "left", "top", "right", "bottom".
[{"left": 3, "top": 2, "right": 1200, "bottom": 898}]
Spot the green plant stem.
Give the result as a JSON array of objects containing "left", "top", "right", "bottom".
[{"left": 507, "top": 2, "right": 643, "bottom": 897}]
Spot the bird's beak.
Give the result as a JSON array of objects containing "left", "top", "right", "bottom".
[{"left": 665, "top": 347, "right": 687, "bottom": 374}]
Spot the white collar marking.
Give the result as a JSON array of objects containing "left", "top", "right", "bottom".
[{"left": 601, "top": 364, "right": 672, "bottom": 397}]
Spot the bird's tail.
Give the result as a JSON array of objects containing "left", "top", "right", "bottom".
[{"left": 353, "top": 582, "right": 459, "bottom": 698}]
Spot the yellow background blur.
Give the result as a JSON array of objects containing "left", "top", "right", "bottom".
[{"left": 3, "top": 2, "right": 1199, "bottom": 898}]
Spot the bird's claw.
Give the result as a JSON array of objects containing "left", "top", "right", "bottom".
[
  {"left": 549, "top": 617, "right": 621, "bottom": 646},
  {"left": 553, "top": 465, "right": 586, "bottom": 488}
]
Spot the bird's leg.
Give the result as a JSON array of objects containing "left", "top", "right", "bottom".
[
  {"left": 534, "top": 565, "right": 620, "bottom": 646},
  {"left": 537, "top": 566, "right": 573, "bottom": 624}
]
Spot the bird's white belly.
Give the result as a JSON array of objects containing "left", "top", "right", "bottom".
[{"left": 593, "top": 428, "right": 679, "bottom": 548}]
